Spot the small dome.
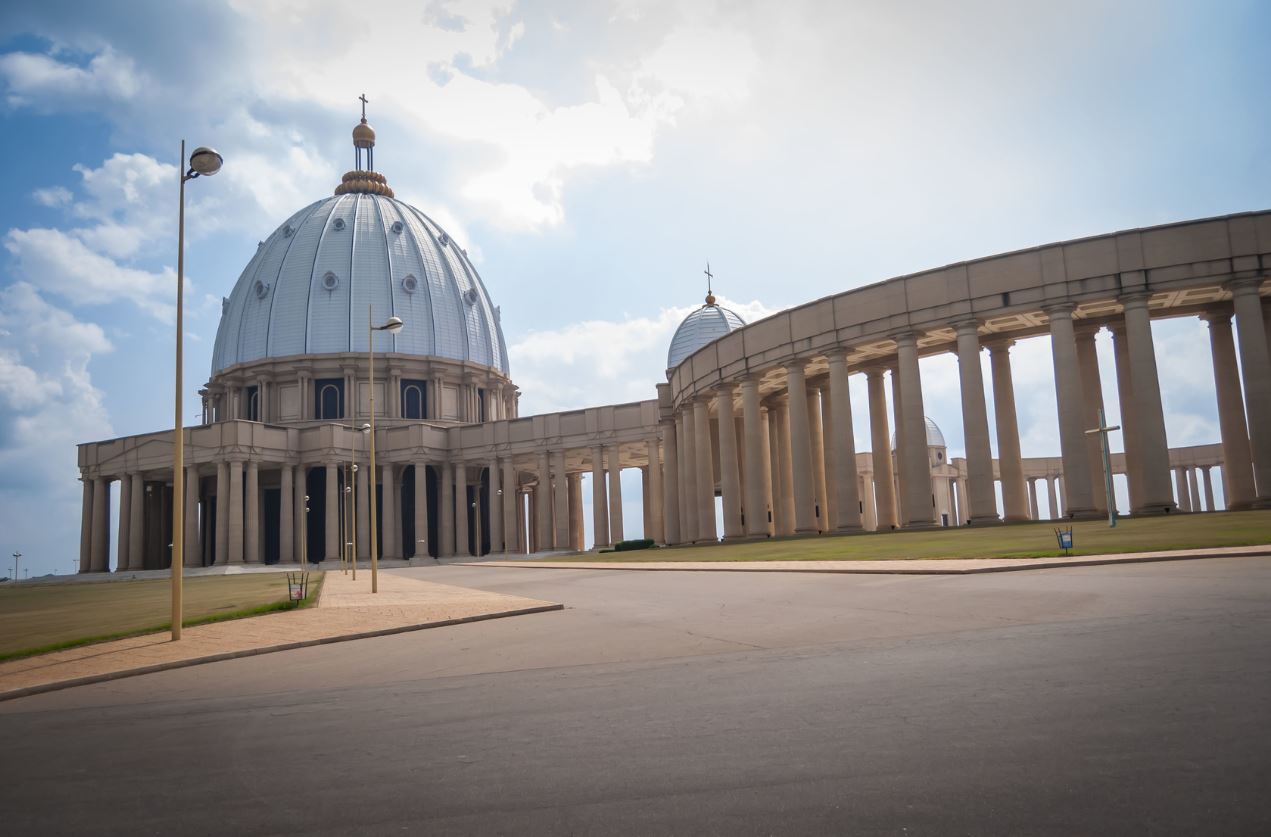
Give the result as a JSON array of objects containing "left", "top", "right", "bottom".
[
  {"left": 892, "top": 416, "right": 946, "bottom": 449},
  {"left": 667, "top": 303, "right": 746, "bottom": 370},
  {"left": 353, "top": 121, "right": 376, "bottom": 148}
]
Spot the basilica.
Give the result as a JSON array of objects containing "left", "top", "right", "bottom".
[{"left": 76, "top": 115, "right": 1271, "bottom": 572}]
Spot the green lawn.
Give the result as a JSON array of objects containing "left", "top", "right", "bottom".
[
  {"left": 0, "top": 572, "right": 323, "bottom": 660},
  {"left": 563, "top": 510, "right": 1271, "bottom": 563}
]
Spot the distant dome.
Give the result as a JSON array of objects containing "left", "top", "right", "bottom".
[
  {"left": 667, "top": 303, "right": 746, "bottom": 370},
  {"left": 892, "top": 416, "right": 946, "bottom": 449},
  {"left": 211, "top": 193, "right": 508, "bottom": 375}
]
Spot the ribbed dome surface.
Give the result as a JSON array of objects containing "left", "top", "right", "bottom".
[
  {"left": 211, "top": 193, "right": 508, "bottom": 375},
  {"left": 893, "top": 417, "right": 946, "bottom": 449},
  {"left": 667, "top": 304, "right": 746, "bottom": 370}
]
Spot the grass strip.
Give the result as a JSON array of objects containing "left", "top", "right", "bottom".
[{"left": 0, "top": 572, "right": 324, "bottom": 663}]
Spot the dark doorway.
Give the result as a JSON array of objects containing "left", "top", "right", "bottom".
[
  {"left": 305, "top": 467, "right": 324, "bottom": 563},
  {"left": 263, "top": 488, "right": 281, "bottom": 563}
]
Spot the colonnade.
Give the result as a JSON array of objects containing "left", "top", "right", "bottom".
[{"left": 657, "top": 289, "right": 1271, "bottom": 544}]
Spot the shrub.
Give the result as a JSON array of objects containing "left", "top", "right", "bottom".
[{"left": 613, "top": 538, "right": 656, "bottom": 552}]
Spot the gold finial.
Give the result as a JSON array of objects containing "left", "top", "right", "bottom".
[
  {"left": 339, "top": 93, "right": 391, "bottom": 194},
  {"left": 704, "top": 261, "right": 716, "bottom": 305}
]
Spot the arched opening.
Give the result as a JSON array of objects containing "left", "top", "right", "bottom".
[
  {"left": 402, "top": 383, "right": 425, "bottom": 420},
  {"left": 315, "top": 380, "right": 343, "bottom": 420}
]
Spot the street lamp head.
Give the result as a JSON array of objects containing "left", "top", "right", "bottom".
[
  {"left": 188, "top": 146, "right": 223, "bottom": 177},
  {"left": 374, "top": 315, "right": 405, "bottom": 334}
]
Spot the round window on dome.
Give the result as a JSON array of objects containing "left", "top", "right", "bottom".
[
  {"left": 391, "top": 221, "right": 404, "bottom": 234},
  {"left": 401, "top": 274, "right": 418, "bottom": 294},
  {"left": 283, "top": 224, "right": 294, "bottom": 238},
  {"left": 463, "top": 288, "right": 478, "bottom": 306},
  {"left": 438, "top": 232, "right": 450, "bottom": 247},
  {"left": 332, "top": 217, "right": 346, "bottom": 231},
  {"left": 253, "top": 280, "right": 270, "bottom": 299},
  {"left": 321, "top": 271, "right": 339, "bottom": 291}
]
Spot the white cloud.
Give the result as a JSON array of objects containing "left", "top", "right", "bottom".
[
  {"left": 33, "top": 186, "right": 72, "bottom": 208},
  {"left": 4, "top": 227, "right": 175, "bottom": 321},
  {"left": 511, "top": 296, "right": 776, "bottom": 414},
  {"left": 0, "top": 46, "right": 141, "bottom": 109}
]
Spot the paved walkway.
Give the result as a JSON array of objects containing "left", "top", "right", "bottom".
[
  {"left": 470, "top": 544, "right": 1271, "bottom": 574},
  {"left": 0, "top": 571, "right": 561, "bottom": 701}
]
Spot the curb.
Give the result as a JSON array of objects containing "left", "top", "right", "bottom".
[
  {"left": 0, "top": 603, "right": 562, "bottom": 703},
  {"left": 461, "top": 549, "right": 1271, "bottom": 576}
]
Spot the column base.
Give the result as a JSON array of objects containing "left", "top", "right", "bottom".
[
  {"left": 1250, "top": 498, "right": 1271, "bottom": 510},
  {"left": 1002, "top": 514, "right": 1032, "bottom": 524},
  {"left": 966, "top": 515, "right": 1003, "bottom": 526},
  {"left": 900, "top": 520, "right": 940, "bottom": 530},
  {"left": 833, "top": 524, "right": 865, "bottom": 534}
]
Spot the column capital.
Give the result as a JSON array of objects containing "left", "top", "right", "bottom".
[
  {"left": 1201, "top": 308, "right": 1233, "bottom": 326},
  {"left": 1073, "top": 321, "right": 1103, "bottom": 338},
  {"left": 949, "top": 318, "right": 982, "bottom": 336},
  {"left": 888, "top": 329, "right": 919, "bottom": 347},
  {"left": 982, "top": 335, "right": 1016, "bottom": 352},
  {"left": 823, "top": 346, "right": 851, "bottom": 362},
  {"left": 1226, "top": 276, "right": 1266, "bottom": 296},
  {"left": 1042, "top": 300, "right": 1076, "bottom": 317},
  {"left": 1118, "top": 292, "right": 1154, "bottom": 311}
]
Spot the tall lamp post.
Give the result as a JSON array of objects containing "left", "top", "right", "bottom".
[
  {"left": 10, "top": 552, "right": 20, "bottom": 584},
  {"left": 368, "top": 308, "right": 404, "bottom": 594},
  {"left": 172, "top": 142, "right": 223, "bottom": 641}
]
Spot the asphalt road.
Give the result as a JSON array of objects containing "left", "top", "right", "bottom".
[{"left": 2, "top": 558, "right": 1269, "bottom": 835}]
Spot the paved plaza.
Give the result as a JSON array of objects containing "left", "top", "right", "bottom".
[{"left": 2, "top": 557, "right": 1269, "bottom": 835}]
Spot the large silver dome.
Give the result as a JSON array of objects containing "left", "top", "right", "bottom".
[
  {"left": 667, "top": 301, "right": 746, "bottom": 370},
  {"left": 211, "top": 193, "right": 509, "bottom": 375}
]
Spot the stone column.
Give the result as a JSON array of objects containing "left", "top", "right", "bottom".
[
  {"left": 502, "top": 459, "right": 518, "bottom": 554},
  {"left": 690, "top": 398, "right": 717, "bottom": 541},
  {"left": 646, "top": 438, "right": 665, "bottom": 543},
  {"left": 894, "top": 333, "right": 934, "bottom": 527},
  {"left": 356, "top": 462, "right": 371, "bottom": 558},
  {"left": 784, "top": 364, "right": 818, "bottom": 534},
  {"left": 116, "top": 474, "right": 132, "bottom": 572},
  {"left": 1203, "top": 312, "right": 1255, "bottom": 509},
  {"left": 1120, "top": 295, "right": 1177, "bottom": 513},
  {"left": 322, "top": 462, "right": 337, "bottom": 562},
  {"left": 439, "top": 461, "right": 454, "bottom": 557},
  {"left": 215, "top": 462, "right": 229, "bottom": 565},
  {"left": 865, "top": 368, "right": 897, "bottom": 529},
  {"left": 1027, "top": 478, "right": 1039, "bottom": 520},
  {"left": 415, "top": 462, "right": 430, "bottom": 558},
  {"left": 1044, "top": 304, "right": 1096, "bottom": 518},
  {"left": 1075, "top": 325, "right": 1109, "bottom": 513},
  {"left": 662, "top": 421, "right": 682, "bottom": 544},
  {"left": 739, "top": 376, "right": 769, "bottom": 538},
  {"left": 769, "top": 400, "right": 793, "bottom": 535},
  {"left": 1046, "top": 476, "right": 1059, "bottom": 520},
  {"left": 245, "top": 461, "right": 260, "bottom": 563},
  {"left": 568, "top": 473, "right": 584, "bottom": 550},
  {"left": 826, "top": 351, "right": 862, "bottom": 532},
  {"left": 1174, "top": 468, "right": 1191, "bottom": 512},
  {"left": 890, "top": 366, "right": 908, "bottom": 525},
  {"left": 553, "top": 450, "right": 569, "bottom": 550},
  {"left": 185, "top": 466, "right": 200, "bottom": 566},
  {"left": 517, "top": 488, "right": 528, "bottom": 553},
  {"left": 89, "top": 476, "right": 109, "bottom": 572},
  {"left": 716, "top": 386, "right": 744, "bottom": 539},
  {"left": 1187, "top": 466, "right": 1201, "bottom": 513},
  {"left": 280, "top": 465, "right": 294, "bottom": 565},
  {"left": 760, "top": 407, "right": 775, "bottom": 535},
  {"left": 818, "top": 385, "right": 836, "bottom": 530},
  {"left": 382, "top": 464, "right": 398, "bottom": 558},
  {"left": 483, "top": 459, "right": 499, "bottom": 556},
  {"left": 531, "top": 452, "right": 548, "bottom": 551},
  {"left": 608, "top": 445, "right": 625, "bottom": 543},
  {"left": 1230, "top": 279, "right": 1271, "bottom": 505},
  {"left": 227, "top": 461, "right": 244, "bottom": 564},
  {"left": 860, "top": 471, "right": 877, "bottom": 530},
  {"left": 955, "top": 477, "right": 969, "bottom": 525},
  {"left": 807, "top": 386, "right": 828, "bottom": 532},
  {"left": 1202, "top": 466, "right": 1216, "bottom": 511},
  {"left": 986, "top": 340, "right": 1029, "bottom": 521},
  {"left": 294, "top": 465, "right": 307, "bottom": 563},
  {"left": 680, "top": 410, "right": 699, "bottom": 541},
  {"left": 454, "top": 463, "right": 469, "bottom": 557},
  {"left": 79, "top": 478, "right": 93, "bottom": 573},
  {"left": 590, "top": 445, "right": 610, "bottom": 548},
  {"left": 953, "top": 321, "right": 1000, "bottom": 524},
  {"left": 1110, "top": 323, "right": 1143, "bottom": 511}
]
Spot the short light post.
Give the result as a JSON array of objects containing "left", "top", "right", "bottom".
[
  {"left": 367, "top": 309, "right": 404, "bottom": 593},
  {"left": 171, "top": 142, "right": 223, "bottom": 642},
  {"left": 11, "top": 552, "right": 20, "bottom": 584},
  {"left": 301, "top": 495, "right": 310, "bottom": 566}
]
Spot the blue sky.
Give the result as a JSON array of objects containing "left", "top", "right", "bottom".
[{"left": 1, "top": 0, "right": 1268, "bottom": 577}]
